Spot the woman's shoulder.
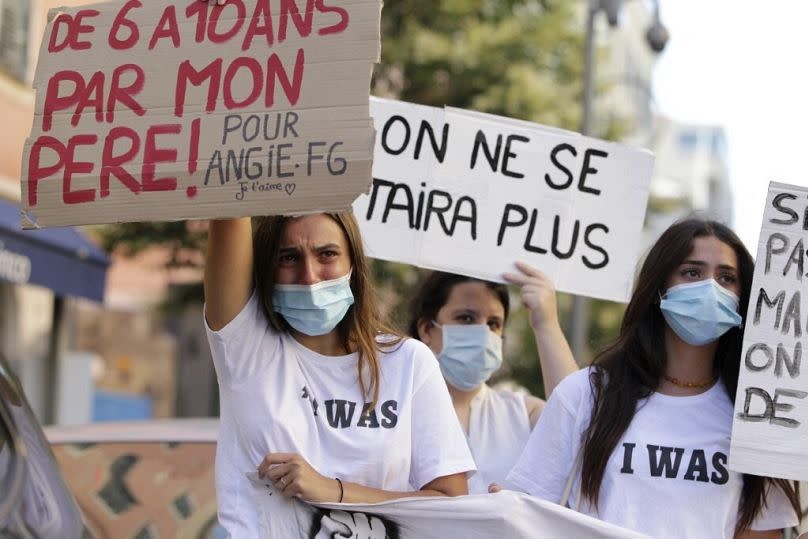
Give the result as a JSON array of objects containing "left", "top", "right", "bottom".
[
  {"left": 205, "top": 290, "right": 272, "bottom": 340},
  {"left": 377, "top": 335, "right": 436, "bottom": 361},
  {"left": 377, "top": 336, "right": 440, "bottom": 379},
  {"left": 551, "top": 367, "right": 596, "bottom": 408},
  {"left": 558, "top": 367, "right": 592, "bottom": 389}
]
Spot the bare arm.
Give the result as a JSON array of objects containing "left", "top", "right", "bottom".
[
  {"left": 523, "top": 395, "right": 546, "bottom": 429},
  {"left": 259, "top": 453, "right": 468, "bottom": 503},
  {"left": 204, "top": 218, "right": 254, "bottom": 331},
  {"left": 340, "top": 472, "right": 468, "bottom": 502},
  {"left": 503, "top": 262, "right": 578, "bottom": 401}
]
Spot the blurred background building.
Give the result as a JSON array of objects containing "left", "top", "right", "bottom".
[
  {"left": 0, "top": 0, "right": 186, "bottom": 425},
  {"left": 588, "top": 0, "right": 733, "bottom": 248}
]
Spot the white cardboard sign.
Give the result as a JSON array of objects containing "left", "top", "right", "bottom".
[
  {"left": 21, "top": 0, "right": 380, "bottom": 228},
  {"left": 729, "top": 181, "right": 808, "bottom": 481},
  {"left": 354, "top": 98, "right": 655, "bottom": 303}
]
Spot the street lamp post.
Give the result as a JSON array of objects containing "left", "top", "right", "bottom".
[
  {"left": 568, "top": 0, "right": 668, "bottom": 362},
  {"left": 568, "top": 0, "right": 601, "bottom": 364}
]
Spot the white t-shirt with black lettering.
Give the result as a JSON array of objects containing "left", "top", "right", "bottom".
[
  {"left": 205, "top": 293, "right": 475, "bottom": 538},
  {"left": 505, "top": 368, "right": 798, "bottom": 539}
]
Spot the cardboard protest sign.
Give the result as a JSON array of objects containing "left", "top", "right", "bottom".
[
  {"left": 729, "top": 181, "right": 808, "bottom": 481},
  {"left": 21, "top": 0, "right": 380, "bottom": 228},
  {"left": 245, "top": 474, "right": 649, "bottom": 538},
  {"left": 353, "top": 98, "right": 655, "bottom": 303}
]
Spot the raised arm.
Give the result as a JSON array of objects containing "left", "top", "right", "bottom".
[
  {"left": 204, "top": 218, "right": 255, "bottom": 331},
  {"left": 503, "top": 262, "right": 578, "bottom": 426},
  {"left": 258, "top": 454, "right": 467, "bottom": 503}
]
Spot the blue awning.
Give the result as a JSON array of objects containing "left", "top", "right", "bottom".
[{"left": 0, "top": 199, "right": 109, "bottom": 302}]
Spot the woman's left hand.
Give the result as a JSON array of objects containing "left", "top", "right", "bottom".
[{"left": 257, "top": 452, "right": 341, "bottom": 503}]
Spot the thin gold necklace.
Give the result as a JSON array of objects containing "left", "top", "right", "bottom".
[{"left": 663, "top": 374, "right": 716, "bottom": 389}]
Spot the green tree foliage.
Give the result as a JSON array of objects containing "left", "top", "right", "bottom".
[{"left": 374, "top": 0, "right": 585, "bottom": 128}]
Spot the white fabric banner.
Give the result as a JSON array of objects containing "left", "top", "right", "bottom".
[
  {"left": 247, "top": 473, "right": 648, "bottom": 538},
  {"left": 353, "top": 97, "right": 655, "bottom": 303}
]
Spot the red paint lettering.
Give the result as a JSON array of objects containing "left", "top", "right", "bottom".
[
  {"left": 43, "top": 70, "right": 85, "bottom": 132},
  {"left": 279, "top": 0, "right": 313, "bottom": 42},
  {"left": 48, "top": 15, "right": 76, "bottom": 53},
  {"left": 108, "top": 0, "right": 141, "bottom": 50},
  {"left": 148, "top": 6, "right": 181, "bottom": 50},
  {"left": 266, "top": 49, "right": 305, "bottom": 107},
  {"left": 223, "top": 58, "right": 263, "bottom": 109},
  {"left": 72, "top": 9, "right": 99, "bottom": 49},
  {"left": 175, "top": 59, "right": 222, "bottom": 117},
  {"left": 100, "top": 127, "right": 141, "bottom": 197},
  {"left": 242, "top": 0, "right": 274, "bottom": 50},
  {"left": 185, "top": 1, "right": 209, "bottom": 43},
  {"left": 316, "top": 0, "right": 349, "bottom": 35},
  {"left": 142, "top": 124, "right": 181, "bottom": 192},
  {"left": 208, "top": 0, "right": 246, "bottom": 43},
  {"left": 27, "top": 137, "right": 65, "bottom": 206},
  {"left": 72, "top": 71, "right": 104, "bottom": 126},
  {"left": 63, "top": 135, "right": 98, "bottom": 204},
  {"left": 47, "top": 10, "right": 99, "bottom": 52},
  {"left": 188, "top": 118, "right": 201, "bottom": 174},
  {"left": 106, "top": 64, "right": 146, "bottom": 123}
]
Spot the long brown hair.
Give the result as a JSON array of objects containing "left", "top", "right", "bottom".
[
  {"left": 580, "top": 218, "right": 800, "bottom": 531},
  {"left": 252, "top": 212, "right": 401, "bottom": 409}
]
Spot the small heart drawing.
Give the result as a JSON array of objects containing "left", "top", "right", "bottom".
[{"left": 285, "top": 183, "right": 296, "bottom": 196}]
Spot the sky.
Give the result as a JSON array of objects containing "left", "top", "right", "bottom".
[{"left": 651, "top": 1, "right": 808, "bottom": 251}]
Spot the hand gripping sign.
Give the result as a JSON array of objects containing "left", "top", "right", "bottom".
[{"left": 21, "top": 0, "right": 381, "bottom": 228}]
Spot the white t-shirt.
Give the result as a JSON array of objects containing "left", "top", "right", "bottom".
[
  {"left": 506, "top": 368, "right": 798, "bottom": 539},
  {"left": 466, "top": 385, "right": 532, "bottom": 494},
  {"left": 205, "top": 293, "right": 475, "bottom": 538}
]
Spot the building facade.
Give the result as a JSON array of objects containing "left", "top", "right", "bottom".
[{"left": 0, "top": 0, "right": 182, "bottom": 424}]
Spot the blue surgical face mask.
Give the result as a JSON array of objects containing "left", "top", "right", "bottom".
[
  {"left": 659, "top": 278, "right": 743, "bottom": 346},
  {"left": 434, "top": 323, "right": 503, "bottom": 391},
  {"left": 273, "top": 272, "right": 354, "bottom": 336}
]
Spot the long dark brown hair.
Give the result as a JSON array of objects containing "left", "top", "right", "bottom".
[
  {"left": 252, "top": 212, "right": 401, "bottom": 409},
  {"left": 580, "top": 218, "right": 800, "bottom": 532}
]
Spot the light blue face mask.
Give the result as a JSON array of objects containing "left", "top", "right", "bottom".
[
  {"left": 659, "top": 278, "right": 743, "bottom": 346},
  {"left": 273, "top": 272, "right": 354, "bottom": 336},
  {"left": 434, "top": 323, "right": 503, "bottom": 391}
]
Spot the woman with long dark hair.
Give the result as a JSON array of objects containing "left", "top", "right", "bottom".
[
  {"left": 504, "top": 219, "right": 801, "bottom": 538},
  {"left": 205, "top": 215, "right": 474, "bottom": 536},
  {"left": 408, "top": 263, "right": 577, "bottom": 493}
]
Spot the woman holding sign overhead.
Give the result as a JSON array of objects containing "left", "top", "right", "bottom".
[
  {"left": 408, "top": 263, "right": 578, "bottom": 494},
  {"left": 501, "top": 218, "right": 801, "bottom": 538},
  {"left": 204, "top": 215, "right": 475, "bottom": 536}
]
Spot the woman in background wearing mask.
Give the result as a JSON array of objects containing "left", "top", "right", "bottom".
[
  {"left": 503, "top": 219, "right": 801, "bottom": 538},
  {"left": 407, "top": 262, "right": 578, "bottom": 494},
  {"left": 205, "top": 215, "right": 475, "bottom": 536}
]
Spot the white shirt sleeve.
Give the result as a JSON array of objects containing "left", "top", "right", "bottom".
[
  {"left": 204, "top": 291, "right": 280, "bottom": 386},
  {"left": 406, "top": 341, "right": 476, "bottom": 490},
  {"left": 505, "top": 369, "right": 588, "bottom": 503},
  {"left": 748, "top": 480, "right": 799, "bottom": 531}
]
